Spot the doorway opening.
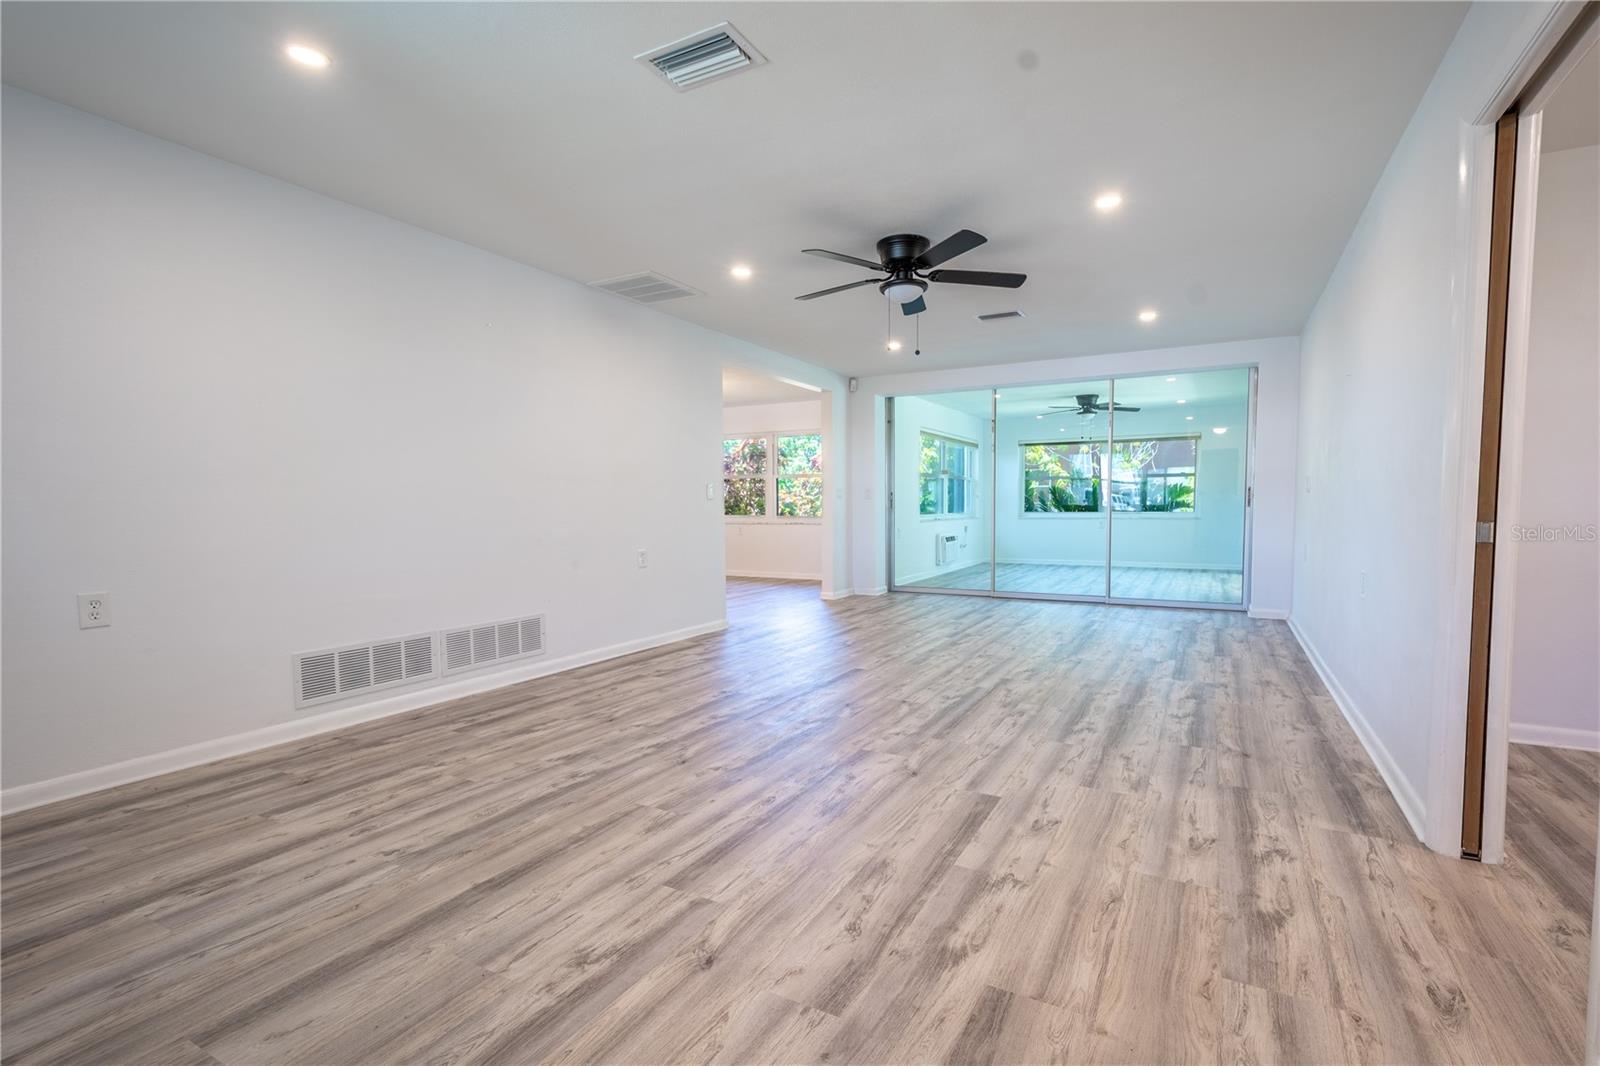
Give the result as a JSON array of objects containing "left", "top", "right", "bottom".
[
  {"left": 1458, "top": 8, "right": 1597, "bottom": 1055},
  {"left": 886, "top": 367, "right": 1256, "bottom": 609},
  {"left": 720, "top": 366, "right": 828, "bottom": 597}
]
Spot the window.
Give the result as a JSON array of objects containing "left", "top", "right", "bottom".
[
  {"left": 723, "top": 436, "right": 768, "bottom": 516},
  {"left": 1109, "top": 436, "right": 1197, "bottom": 512},
  {"left": 1022, "top": 441, "right": 1104, "bottom": 512},
  {"left": 724, "top": 432, "right": 822, "bottom": 519},
  {"left": 776, "top": 433, "right": 823, "bottom": 517},
  {"left": 920, "top": 433, "right": 977, "bottom": 516},
  {"left": 1021, "top": 435, "right": 1197, "bottom": 513}
]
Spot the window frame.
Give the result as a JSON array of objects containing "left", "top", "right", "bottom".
[
  {"left": 723, "top": 430, "right": 824, "bottom": 524},
  {"left": 1018, "top": 433, "right": 1200, "bottom": 518},
  {"left": 919, "top": 431, "right": 979, "bottom": 519}
]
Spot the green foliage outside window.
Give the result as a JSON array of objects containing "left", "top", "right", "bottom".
[
  {"left": 777, "top": 433, "right": 823, "bottom": 517},
  {"left": 723, "top": 437, "right": 767, "bottom": 516},
  {"left": 723, "top": 434, "right": 823, "bottom": 518},
  {"left": 919, "top": 433, "right": 975, "bottom": 516},
  {"left": 1023, "top": 442, "right": 1102, "bottom": 512},
  {"left": 1023, "top": 437, "right": 1197, "bottom": 514}
]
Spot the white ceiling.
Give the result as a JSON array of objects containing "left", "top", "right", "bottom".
[
  {"left": 1542, "top": 43, "right": 1600, "bottom": 153},
  {"left": 721, "top": 365, "right": 820, "bottom": 407},
  {"left": 1, "top": 2, "right": 1466, "bottom": 376}
]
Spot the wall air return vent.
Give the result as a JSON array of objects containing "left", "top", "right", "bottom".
[
  {"left": 441, "top": 614, "right": 545, "bottom": 677},
  {"left": 294, "top": 633, "right": 436, "bottom": 709},
  {"left": 589, "top": 271, "right": 702, "bottom": 304},
  {"left": 636, "top": 22, "right": 767, "bottom": 91},
  {"left": 976, "top": 310, "right": 1026, "bottom": 322}
]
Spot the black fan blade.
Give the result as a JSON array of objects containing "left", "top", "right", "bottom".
[
  {"left": 928, "top": 269, "right": 1026, "bottom": 288},
  {"left": 1091, "top": 402, "right": 1142, "bottom": 412},
  {"left": 1112, "top": 404, "right": 1141, "bottom": 412},
  {"left": 901, "top": 295, "right": 927, "bottom": 316},
  {"left": 914, "top": 229, "right": 986, "bottom": 269},
  {"left": 794, "top": 278, "right": 879, "bottom": 301},
  {"left": 802, "top": 248, "right": 884, "bottom": 271}
]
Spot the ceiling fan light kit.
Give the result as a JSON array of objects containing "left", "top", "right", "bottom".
[
  {"left": 881, "top": 278, "right": 927, "bottom": 304},
  {"left": 795, "top": 229, "right": 1027, "bottom": 350}
]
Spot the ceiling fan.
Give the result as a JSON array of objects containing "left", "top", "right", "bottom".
[
  {"left": 794, "top": 230, "right": 1025, "bottom": 316},
  {"left": 1049, "top": 393, "right": 1141, "bottom": 415}
]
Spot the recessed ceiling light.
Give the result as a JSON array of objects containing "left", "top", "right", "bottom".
[
  {"left": 729, "top": 264, "right": 753, "bottom": 280},
  {"left": 886, "top": 339, "right": 902, "bottom": 352},
  {"left": 1094, "top": 191, "right": 1123, "bottom": 212},
  {"left": 285, "top": 43, "right": 331, "bottom": 69},
  {"left": 1175, "top": 399, "right": 1186, "bottom": 405},
  {"left": 1185, "top": 415, "right": 1195, "bottom": 421},
  {"left": 1035, "top": 414, "right": 1044, "bottom": 420},
  {"left": 1212, "top": 426, "right": 1228, "bottom": 435},
  {"left": 1138, "top": 309, "right": 1159, "bottom": 323},
  {"left": 1165, "top": 376, "right": 1177, "bottom": 382}
]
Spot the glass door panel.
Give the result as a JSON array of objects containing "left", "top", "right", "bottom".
[
  {"left": 1108, "top": 369, "right": 1249, "bottom": 604},
  {"left": 890, "top": 390, "right": 994, "bottom": 592},
  {"left": 994, "top": 381, "right": 1111, "bottom": 598}
]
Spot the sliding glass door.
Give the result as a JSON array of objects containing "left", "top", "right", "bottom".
[
  {"left": 1108, "top": 369, "right": 1250, "bottom": 605},
  {"left": 888, "top": 390, "right": 994, "bottom": 593},
  {"left": 887, "top": 369, "right": 1253, "bottom": 609},
  {"left": 995, "top": 382, "right": 1110, "bottom": 598}
]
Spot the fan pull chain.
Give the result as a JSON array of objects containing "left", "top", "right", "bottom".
[{"left": 915, "top": 312, "right": 921, "bottom": 357}]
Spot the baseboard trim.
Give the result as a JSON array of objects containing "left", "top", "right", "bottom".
[
  {"left": 820, "top": 587, "right": 855, "bottom": 600},
  {"left": 1508, "top": 722, "right": 1600, "bottom": 752},
  {"left": 1287, "top": 616, "right": 1427, "bottom": 844},
  {"left": 1248, "top": 607, "right": 1290, "bottom": 620},
  {"left": 725, "top": 569, "right": 821, "bottom": 581},
  {"left": 1, "top": 617, "right": 730, "bottom": 815}
]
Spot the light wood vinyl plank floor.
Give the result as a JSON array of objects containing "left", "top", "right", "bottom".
[
  {"left": 906, "top": 562, "right": 1244, "bottom": 603},
  {"left": 1, "top": 580, "right": 1592, "bottom": 1064}
]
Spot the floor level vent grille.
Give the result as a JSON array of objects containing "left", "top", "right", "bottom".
[
  {"left": 294, "top": 633, "right": 436, "bottom": 709},
  {"left": 441, "top": 614, "right": 546, "bottom": 676}
]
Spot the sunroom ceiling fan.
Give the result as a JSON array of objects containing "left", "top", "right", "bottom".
[
  {"left": 794, "top": 229, "right": 1026, "bottom": 316},
  {"left": 1049, "top": 393, "right": 1141, "bottom": 415}
]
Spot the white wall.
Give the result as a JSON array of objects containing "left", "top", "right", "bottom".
[
  {"left": 1290, "top": 2, "right": 1576, "bottom": 850},
  {"left": 890, "top": 395, "right": 992, "bottom": 584},
  {"left": 722, "top": 400, "right": 823, "bottom": 581},
  {"left": 849, "top": 336, "right": 1299, "bottom": 614},
  {"left": 0, "top": 89, "right": 839, "bottom": 804},
  {"left": 995, "top": 395, "right": 1249, "bottom": 570},
  {"left": 1507, "top": 144, "right": 1599, "bottom": 750}
]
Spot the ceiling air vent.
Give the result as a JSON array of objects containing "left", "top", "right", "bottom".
[
  {"left": 589, "top": 271, "right": 702, "bottom": 304},
  {"left": 636, "top": 22, "right": 767, "bottom": 91},
  {"left": 441, "top": 614, "right": 546, "bottom": 677},
  {"left": 976, "top": 310, "right": 1026, "bottom": 322},
  {"left": 293, "top": 633, "right": 436, "bottom": 709}
]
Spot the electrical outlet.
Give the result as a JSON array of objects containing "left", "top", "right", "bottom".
[
  {"left": 637, "top": 549, "right": 649, "bottom": 569},
  {"left": 78, "top": 592, "right": 110, "bottom": 629},
  {"left": 706, "top": 482, "right": 716, "bottom": 501},
  {"left": 1359, "top": 570, "right": 1367, "bottom": 598}
]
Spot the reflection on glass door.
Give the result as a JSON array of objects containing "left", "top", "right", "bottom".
[
  {"left": 994, "top": 382, "right": 1110, "bottom": 597},
  {"left": 1108, "top": 369, "right": 1249, "bottom": 604},
  {"left": 890, "top": 390, "right": 994, "bottom": 592}
]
